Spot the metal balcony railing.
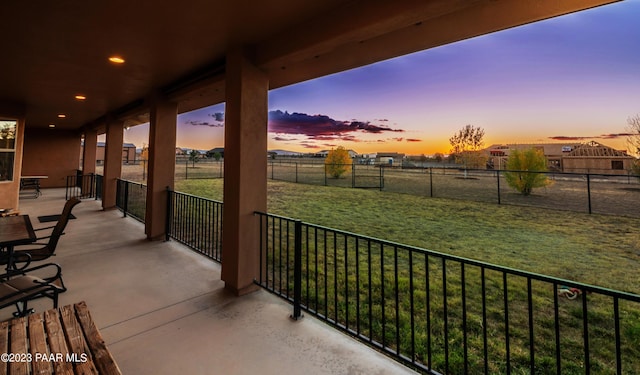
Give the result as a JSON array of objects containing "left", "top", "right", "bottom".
[{"left": 255, "top": 211, "right": 640, "bottom": 375}]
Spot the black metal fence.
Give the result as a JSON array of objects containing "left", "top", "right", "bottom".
[
  {"left": 166, "top": 189, "right": 223, "bottom": 262},
  {"left": 255, "top": 211, "right": 640, "bottom": 375},
  {"left": 116, "top": 179, "right": 147, "bottom": 222},
  {"left": 65, "top": 173, "right": 103, "bottom": 200},
  {"left": 268, "top": 162, "right": 640, "bottom": 218}
]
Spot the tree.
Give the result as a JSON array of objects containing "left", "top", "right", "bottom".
[
  {"left": 449, "top": 124, "right": 486, "bottom": 177},
  {"left": 325, "top": 146, "right": 352, "bottom": 178},
  {"left": 212, "top": 152, "right": 222, "bottom": 161},
  {"left": 625, "top": 115, "right": 640, "bottom": 179},
  {"left": 189, "top": 150, "right": 199, "bottom": 167},
  {"left": 627, "top": 114, "right": 640, "bottom": 156},
  {"left": 503, "top": 148, "right": 551, "bottom": 196}
]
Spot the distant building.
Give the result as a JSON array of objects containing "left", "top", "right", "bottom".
[
  {"left": 316, "top": 149, "right": 359, "bottom": 158},
  {"left": 207, "top": 147, "right": 224, "bottom": 158},
  {"left": 91, "top": 141, "right": 137, "bottom": 164},
  {"left": 375, "top": 152, "right": 405, "bottom": 166},
  {"left": 484, "top": 141, "right": 634, "bottom": 174}
]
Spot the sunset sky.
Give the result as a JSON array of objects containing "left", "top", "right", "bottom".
[{"left": 123, "top": 1, "right": 640, "bottom": 155}]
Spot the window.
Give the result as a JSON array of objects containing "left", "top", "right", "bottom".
[
  {"left": 0, "top": 120, "right": 17, "bottom": 182},
  {"left": 611, "top": 160, "right": 624, "bottom": 170}
]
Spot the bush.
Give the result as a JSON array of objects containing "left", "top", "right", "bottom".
[
  {"left": 325, "top": 146, "right": 352, "bottom": 178},
  {"left": 504, "top": 148, "right": 551, "bottom": 195}
]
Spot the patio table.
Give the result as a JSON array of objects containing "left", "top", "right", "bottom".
[
  {"left": 0, "top": 215, "right": 36, "bottom": 270},
  {"left": 0, "top": 301, "right": 122, "bottom": 374}
]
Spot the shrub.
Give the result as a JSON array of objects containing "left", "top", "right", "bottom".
[{"left": 504, "top": 148, "right": 551, "bottom": 195}]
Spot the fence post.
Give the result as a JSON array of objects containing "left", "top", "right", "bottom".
[
  {"left": 586, "top": 173, "right": 592, "bottom": 214},
  {"left": 296, "top": 162, "right": 298, "bottom": 183},
  {"left": 352, "top": 162, "right": 355, "bottom": 188},
  {"left": 185, "top": 158, "right": 188, "bottom": 179},
  {"left": 324, "top": 164, "right": 328, "bottom": 186},
  {"left": 429, "top": 167, "right": 433, "bottom": 197},
  {"left": 291, "top": 219, "right": 303, "bottom": 321},
  {"left": 496, "top": 170, "right": 501, "bottom": 205}
]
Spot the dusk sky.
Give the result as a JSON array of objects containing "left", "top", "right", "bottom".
[{"left": 123, "top": 1, "right": 640, "bottom": 155}]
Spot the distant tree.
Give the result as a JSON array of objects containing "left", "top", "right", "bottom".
[
  {"left": 433, "top": 153, "right": 444, "bottom": 163},
  {"left": 212, "top": 152, "right": 222, "bottom": 161},
  {"left": 189, "top": 150, "right": 199, "bottom": 167},
  {"left": 139, "top": 144, "right": 149, "bottom": 161},
  {"left": 449, "top": 124, "right": 486, "bottom": 177},
  {"left": 625, "top": 115, "right": 640, "bottom": 179},
  {"left": 504, "top": 148, "right": 551, "bottom": 196},
  {"left": 325, "top": 146, "right": 352, "bottom": 178},
  {"left": 627, "top": 114, "right": 640, "bottom": 156}
]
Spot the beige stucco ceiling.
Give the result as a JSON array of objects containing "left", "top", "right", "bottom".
[{"left": 0, "top": 0, "right": 618, "bottom": 133}]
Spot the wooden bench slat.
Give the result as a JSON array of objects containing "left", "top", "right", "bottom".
[
  {"left": 9, "top": 316, "right": 29, "bottom": 375},
  {"left": 3, "top": 302, "right": 119, "bottom": 375},
  {"left": 43, "top": 309, "right": 74, "bottom": 375},
  {"left": 28, "top": 313, "right": 53, "bottom": 375},
  {"left": 59, "top": 305, "right": 99, "bottom": 375},
  {"left": 74, "top": 302, "right": 121, "bottom": 375},
  {"left": 0, "top": 321, "right": 8, "bottom": 375}
]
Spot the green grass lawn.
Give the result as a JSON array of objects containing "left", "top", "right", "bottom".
[
  {"left": 175, "top": 178, "right": 640, "bottom": 294},
  {"left": 174, "top": 178, "right": 640, "bottom": 373}
]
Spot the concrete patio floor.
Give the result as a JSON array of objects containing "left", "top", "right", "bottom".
[{"left": 6, "top": 189, "right": 416, "bottom": 375}]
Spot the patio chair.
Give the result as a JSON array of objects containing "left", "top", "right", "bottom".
[
  {"left": 4, "top": 197, "right": 81, "bottom": 269},
  {"left": 0, "top": 262, "right": 67, "bottom": 317}
]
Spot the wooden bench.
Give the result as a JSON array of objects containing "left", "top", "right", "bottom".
[{"left": 0, "top": 301, "right": 121, "bottom": 374}]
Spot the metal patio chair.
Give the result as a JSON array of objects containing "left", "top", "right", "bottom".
[{"left": 3, "top": 197, "right": 81, "bottom": 269}]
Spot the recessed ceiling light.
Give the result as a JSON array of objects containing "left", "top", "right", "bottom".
[
  {"left": 108, "top": 56, "right": 125, "bottom": 64},
  {"left": 49, "top": 124, "right": 56, "bottom": 128},
  {"left": 75, "top": 95, "right": 86, "bottom": 100},
  {"left": 57, "top": 114, "right": 66, "bottom": 118}
]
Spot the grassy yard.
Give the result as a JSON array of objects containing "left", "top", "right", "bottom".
[
  {"left": 175, "top": 178, "right": 640, "bottom": 294},
  {"left": 174, "top": 178, "right": 640, "bottom": 373}
]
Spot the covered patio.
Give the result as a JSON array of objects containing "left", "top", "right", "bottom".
[
  {"left": 3, "top": 189, "right": 415, "bottom": 374},
  {"left": 0, "top": 1, "right": 625, "bottom": 373}
]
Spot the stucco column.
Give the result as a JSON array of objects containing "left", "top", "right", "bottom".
[
  {"left": 222, "top": 47, "right": 269, "bottom": 296},
  {"left": 102, "top": 120, "right": 124, "bottom": 209},
  {"left": 145, "top": 97, "right": 177, "bottom": 240},
  {"left": 82, "top": 129, "right": 98, "bottom": 175}
]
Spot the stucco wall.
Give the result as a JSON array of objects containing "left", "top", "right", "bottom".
[{"left": 22, "top": 128, "right": 81, "bottom": 188}]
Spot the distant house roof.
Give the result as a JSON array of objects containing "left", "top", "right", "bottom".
[
  {"left": 376, "top": 152, "right": 405, "bottom": 158},
  {"left": 483, "top": 142, "right": 632, "bottom": 157},
  {"left": 96, "top": 141, "right": 136, "bottom": 148},
  {"left": 208, "top": 147, "right": 224, "bottom": 154},
  {"left": 566, "top": 141, "right": 632, "bottom": 157}
]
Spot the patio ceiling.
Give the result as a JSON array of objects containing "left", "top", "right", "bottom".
[{"left": 1, "top": 0, "right": 618, "bottom": 133}]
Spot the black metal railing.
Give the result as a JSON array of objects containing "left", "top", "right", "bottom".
[
  {"left": 116, "top": 179, "right": 147, "bottom": 222},
  {"left": 166, "top": 189, "right": 223, "bottom": 262},
  {"left": 65, "top": 173, "right": 102, "bottom": 200},
  {"left": 255, "top": 211, "right": 640, "bottom": 375}
]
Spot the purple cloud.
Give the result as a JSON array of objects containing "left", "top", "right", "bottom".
[
  {"left": 549, "top": 133, "right": 632, "bottom": 141},
  {"left": 268, "top": 110, "right": 404, "bottom": 140}
]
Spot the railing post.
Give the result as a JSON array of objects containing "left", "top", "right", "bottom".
[
  {"left": 89, "top": 173, "right": 97, "bottom": 198},
  {"left": 123, "top": 180, "right": 129, "bottom": 218},
  {"left": 291, "top": 219, "right": 303, "bottom": 321},
  {"left": 165, "top": 186, "right": 172, "bottom": 241}
]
